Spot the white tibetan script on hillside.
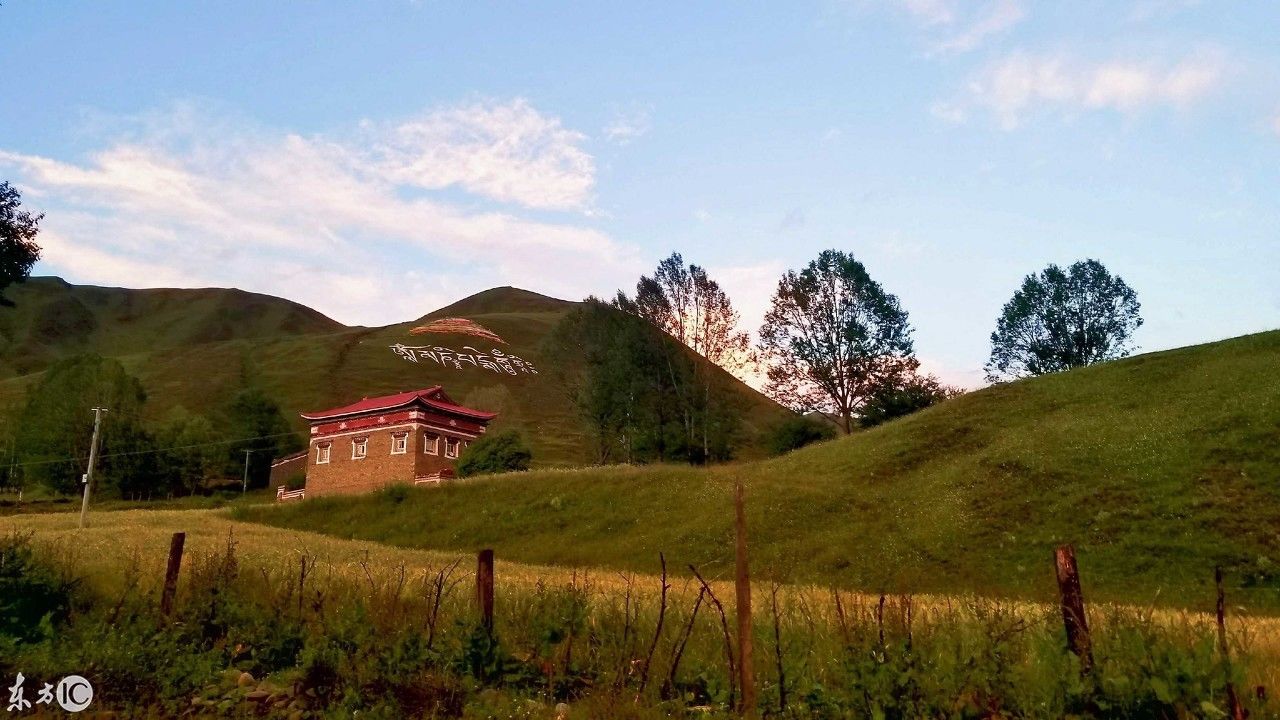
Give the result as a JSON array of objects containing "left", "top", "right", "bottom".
[{"left": 390, "top": 344, "right": 538, "bottom": 375}]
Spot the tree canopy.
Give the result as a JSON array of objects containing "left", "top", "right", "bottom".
[
  {"left": 758, "top": 250, "right": 915, "bottom": 434},
  {"left": 457, "top": 430, "right": 533, "bottom": 477},
  {"left": 0, "top": 181, "right": 42, "bottom": 307},
  {"left": 985, "top": 259, "right": 1142, "bottom": 382}
]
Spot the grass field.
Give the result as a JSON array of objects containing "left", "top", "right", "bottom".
[
  {"left": 234, "top": 329, "right": 1280, "bottom": 609},
  {"left": 4, "top": 508, "right": 1278, "bottom": 717}
]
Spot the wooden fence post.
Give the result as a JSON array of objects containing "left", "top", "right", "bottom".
[
  {"left": 160, "top": 531, "right": 186, "bottom": 617},
  {"left": 734, "top": 479, "right": 757, "bottom": 717},
  {"left": 1054, "top": 544, "right": 1092, "bottom": 673},
  {"left": 476, "top": 548, "right": 495, "bottom": 632},
  {"left": 1215, "top": 567, "right": 1247, "bottom": 720}
]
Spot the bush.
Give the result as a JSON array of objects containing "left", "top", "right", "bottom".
[
  {"left": 766, "top": 416, "right": 837, "bottom": 455},
  {"left": 0, "top": 532, "right": 79, "bottom": 645},
  {"left": 456, "top": 431, "right": 532, "bottom": 477}
]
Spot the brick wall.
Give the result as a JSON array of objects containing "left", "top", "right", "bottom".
[{"left": 304, "top": 423, "right": 478, "bottom": 498}]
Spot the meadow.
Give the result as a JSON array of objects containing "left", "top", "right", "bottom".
[{"left": 2, "top": 508, "right": 1277, "bottom": 718}]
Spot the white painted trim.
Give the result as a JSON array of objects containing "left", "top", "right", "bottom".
[
  {"left": 424, "top": 432, "right": 439, "bottom": 455},
  {"left": 316, "top": 444, "right": 331, "bottom": 464},
  {"left": 311, "top": 421, "right": 480, "bottom": 443},
  {"left": 391, "top": 432, "right": 408, "bottom": 455},
  {"left": 351, "top": 437, "right": 368, "bottom": 460}
]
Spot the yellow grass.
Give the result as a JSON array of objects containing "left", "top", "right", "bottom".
[{"left": 5, "top": 507, "right": 1279, "bottom": 690}]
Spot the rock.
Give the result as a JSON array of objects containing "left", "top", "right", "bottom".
[
  {"left": 245, "top": 689, "right": 271, "bottom": 702},
  {"left": 237, "top": 672, "right": 256, "bottom": 687},
  {"left": 555, "top": 702, "right": 571, "bottom": 718}
]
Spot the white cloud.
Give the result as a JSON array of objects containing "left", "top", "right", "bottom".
[
  {"left": 931, "top": 0, "right": 1025, "bottom": 54},
  {"left": 1, "top": 100, "right": 644, "bottom": 325},
  {"left": 951, "top": 49, "right": 1227, "bottom": 129},
  {"left": 893, "top": 0, "right": 1026, "bottom": 54},
  {"left": 603, "top": 105, "right": 653, "bottom": 145},
  {"left": 366, "top": 99, "right": 596, "bottom": 211}
]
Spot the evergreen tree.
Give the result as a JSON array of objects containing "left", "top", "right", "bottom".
[{"left": 223, "top": 388, "right": 302, "bottom": 489}]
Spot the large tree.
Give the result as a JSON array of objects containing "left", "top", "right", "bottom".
[
  {"left": 758, "top": 250, "right": 915, "bottom": 434},
  {"left": 15, "top": 354, "right": 159, "bottom": 496},
  {"left": 985, "top": 259, "right": 1142, "bottom": 382},
  {"left": 223, "top": 388, "right": 303, "bottom": 489},
  {"left": 616, "top": 252, "right": 750, "bottom": 460},
  {"left": 0, "top": 181, "right": 43, "bottom": 307}
]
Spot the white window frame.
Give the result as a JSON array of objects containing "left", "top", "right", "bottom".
[
  {"left": 445, "top": 437, "right": 460, "bottom": 459},
  {"left": 352, "top": 437, "right": 368, "bottom": 460},
  {"left": 316, "top": 443, "right": 331, "bottom": 464},
  {"left": 424, "top": 433, "right": 439, "bottom": 455},
  {"left": 391, "top": 432, "right": 408, "bottom": 455}
]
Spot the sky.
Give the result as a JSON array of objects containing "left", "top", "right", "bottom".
[{"left": 1, "top": 1, "right": 1277, "bottom": 388}]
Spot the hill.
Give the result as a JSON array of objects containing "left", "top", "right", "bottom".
[
  {"left": 0, "top": 278, "right": 792, "bottom": 466},
  {"left": 238, "top": 329, "right": 1280, "bottom": 608}
]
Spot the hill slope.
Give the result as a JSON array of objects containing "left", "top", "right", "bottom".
[
  {"left": 240, "top": 330, "right": 1280, "bottom": 608},
  {"left": 0, "top": 278, "right": 791, "bottom": 466}
]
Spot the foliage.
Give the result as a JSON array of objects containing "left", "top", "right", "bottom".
[
  {"left": 616, "top": 253, "right": 751, "bottom": 462},
  {"left": 457, "top": 430, "right": 533, "bottom": 477},
  {"left": 758, "top": 249, "right": 915, "bottom": 434},
  {"left": 986, "top": 258, "right": 1143, "bottom": 382},
  {"left": 223, "top": 387, "right": 302, "bottom": 489},
  {"left": 155, "top": 412, "right": 220, "bottom": 495},
  {"left": 765, "top": 415, "right": 837, "bottom": 455},
  {"left": 14, "top": 354, "right": 164, "bottom": 497},
  {"left": 544, "top": 298, "right": 741, "bottom": 465},
  {"left": 857, "top": 360, "right": 962, "bottom": 428},
  {"left": 0, "top": 180, "right": 42, "bottom": 307},
  {"left": 0, "top": 532, "right": 78, "bottom": 646}
]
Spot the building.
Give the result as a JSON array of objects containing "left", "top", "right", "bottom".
[{"left": 283, "top": 386, "right": 496, "bottom": 500}]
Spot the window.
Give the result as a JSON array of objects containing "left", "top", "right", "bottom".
[
  {"left": 424, "top": 433, "right": 439, "bottom": 455},
  {"left": 316, "top": 443, "right": 331, "bottom": 464},
  {"left": 352, "top": 437, "right": 368, "bottom": 460},
  {"left": 391, "top": 432, "right": 408, "bottom": 455},
  {"left": 445, "top": 437, "right": 460, "bottom": 459}
]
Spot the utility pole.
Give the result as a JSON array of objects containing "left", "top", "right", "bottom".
[
  {"left": 78, "top": 407, "right": 107, "bottom": 529},
  {"left": 241, "top": 449, "right": 253, "bottom": 494}
]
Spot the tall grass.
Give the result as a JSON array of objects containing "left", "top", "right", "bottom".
[{"left": 2, "top": 510, "right": 1277, "bottom": 718}]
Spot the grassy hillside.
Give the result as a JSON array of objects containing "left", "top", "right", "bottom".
[
  {"left": 0, "top": 278, "right": 791, "bottom": 466},
  {"left": 238, "top": 330, "right": 1280, "bottom": 608}
]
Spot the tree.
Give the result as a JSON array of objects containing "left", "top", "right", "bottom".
[
  {"left": 543, "top": 298, "right": 692, "bottom": 464},
  {"left": 0, "top": 181, "right": 43, "bottom": 307},
  {"left": 764, "top": 415, "right": 837, "bottom": 456},
  {"left": 985, "top": 259, "right": 1142, "bottom": 382},
  {"left": 155, "top": 412, "right": 219, "bottom": 496},
  {"left": 457, "top": 430, "right": 533, "bottom": 477},
  {"left": 223, "top": 388, "right": 302, "bottom": 489},
  {"left": 14, "top": 354, "right": 157, "bottom": 496},
  {"left": 857, "top": 359, "right": 961, "bottom": 428},
  {"left": 616, "top": 252, "right": 750, "bottom": 460},
  {"left": 758, "top": 250, "right": 915, "bottom": 434}
]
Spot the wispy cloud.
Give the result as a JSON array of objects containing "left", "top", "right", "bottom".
[
  {"left": 603, "top": 104, "right": 653, "bottom": 145},
  {"left": 1, "top": 100, "right": 643, "bottom": 325},
  {"left": 946, "top": 48, "right": 1227, "bottom": 129},
  {"left": 893, "top": 0, "right": 1026, "bottom": 54}
]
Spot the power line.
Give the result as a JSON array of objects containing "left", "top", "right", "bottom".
[{"left": 5, "top": 431, "right": 303, "bottom": 470}]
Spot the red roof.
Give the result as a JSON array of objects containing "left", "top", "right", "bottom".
[{"left": 301, "top": 386, "right": 497, "bottom": 422}]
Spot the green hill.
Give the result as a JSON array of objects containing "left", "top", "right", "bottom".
[
  {"left": 0, "top": 278, "right": 791, "bottom": 466},
  {"left": 238, "top": 329, "right": 1280, "bottom": 608}
]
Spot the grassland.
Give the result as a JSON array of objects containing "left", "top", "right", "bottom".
[
  {"left": 236, "top": 329, "right": 1280, "bottom": 609},
  {"left": 0, "top": 278, "right": 792, "bottom": 467},
  {"left": 3, "top": 508, "right": 1277, "bottom": 717}
]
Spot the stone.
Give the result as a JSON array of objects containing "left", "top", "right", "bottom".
[
  {"left": 237, "top": 672, "right": 256, "bottom": 687},
  {"left": 556, "top": 702, "right": 571, "bottom": 718}
]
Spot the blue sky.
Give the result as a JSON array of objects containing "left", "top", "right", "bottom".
[{"left": 2, "top": 1, "right": 1277, "bottom": 386}]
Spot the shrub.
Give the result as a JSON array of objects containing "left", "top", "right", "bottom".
[
  {"left": 765, "top": 415, "right": 836, "bottom": 455},
  {"left": 0, "top": 532, "right": 79, "bottom": 645},
  {"left": 457, "top": 431, "right": 532, "bottom": 477}
]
